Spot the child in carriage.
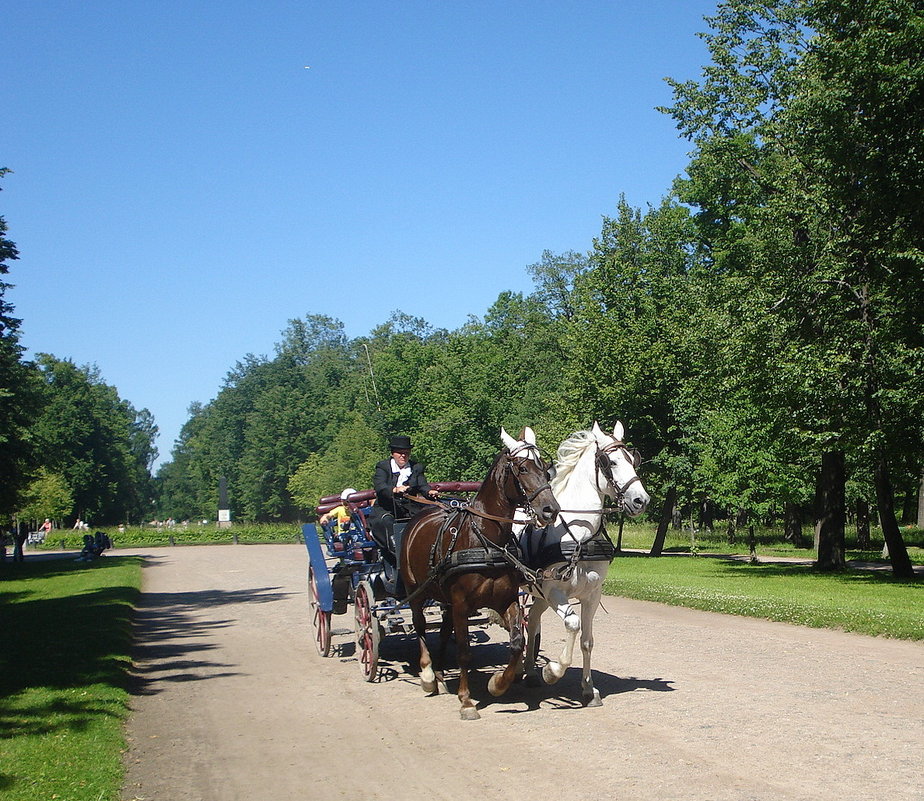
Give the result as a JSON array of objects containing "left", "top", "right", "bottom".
[{"left": 318, "top": 488, "right": 358, "bottom": 550}]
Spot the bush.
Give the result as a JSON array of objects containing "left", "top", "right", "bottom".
[{"left": 34, "top": 523, "right": 304, "bottom": 550}]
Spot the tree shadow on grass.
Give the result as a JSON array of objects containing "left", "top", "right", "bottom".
[
  {"left": 0, "top": 557, "right": 145, "bottom": 744},
  {"left": 717, "top": 558, "right": 924, "bottom": 587}
]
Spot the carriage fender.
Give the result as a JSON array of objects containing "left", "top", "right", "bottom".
[{"left": 302, "top": 524, "right": 335, "bottom": 612}]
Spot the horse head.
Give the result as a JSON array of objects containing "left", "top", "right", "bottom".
[
  {"left": 590, "top": 421, "right": 650, "bottom": 517},
  {"left": 500, "top": 426, "right": 559, "bottom": 525}
]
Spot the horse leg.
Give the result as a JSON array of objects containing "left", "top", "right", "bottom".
[
  {"left": 487, "top": 598, "right": 524, "bottom": 698},
  {"left": 579, "top": 594, "right": 603, "bottom": 707},
  {"left": 411, "top": 599, "right": 438, "bottom": 695},
  {"left": 437, "top": 605, "right": 453, "bottom": 664},
  {"left": 541, "top": 583, "right": 580, "bottom": 685},
  {"left": 451, "top": 603, "right": 479, "bottom": 720},
  {"left": 523, "top": 594, "right": 548, "bottom": 687}
]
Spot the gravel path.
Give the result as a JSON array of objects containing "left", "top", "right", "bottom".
[{"left": 120, "top": 544, "right": 923, "bottom": 801}]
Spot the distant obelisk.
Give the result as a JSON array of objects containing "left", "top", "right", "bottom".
[{"left": 217, "top": 476, "right": 232, "bottom": 528}]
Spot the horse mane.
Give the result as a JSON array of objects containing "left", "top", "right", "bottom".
[{"left": 550, "top": 430, "right": 595, "bottom": 494}]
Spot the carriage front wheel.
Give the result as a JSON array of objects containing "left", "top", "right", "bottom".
[
  {"left": 354, "top": 580, "right": 380, "bottom": 681},
  {"left": 309, "top": 566, "right": 332, "bottom": 657}
]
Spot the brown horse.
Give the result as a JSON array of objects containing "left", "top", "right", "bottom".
[{"left": 399, "top": 427, "right": 559, "bottom": 720}]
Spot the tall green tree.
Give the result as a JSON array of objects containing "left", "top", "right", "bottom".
[
  {"left": 0, "top": 169, "right": 40, "bottom": 518},
  {"left": 662, "top": 0, "right": 922, "bottom": 575},
  {"left": 32, "top": 355, "right": 156, "bottom": 524}
]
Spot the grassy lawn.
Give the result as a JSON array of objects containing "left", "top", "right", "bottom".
[
  {"left": 605, "top": 552, "right": 923, "bottom": 640},
  {"left": 615, "top": 520, "right": 924, "bottom": 564},
  {"left": 0, "top": 556, "right": 142, "bottom": 801}
]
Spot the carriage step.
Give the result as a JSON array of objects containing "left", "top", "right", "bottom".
[{"left": 331, "top": 628, "right": 352, "bottom": 636}]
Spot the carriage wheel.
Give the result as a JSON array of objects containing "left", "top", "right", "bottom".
[
  {"left": 354, "top": 580, "right": 380, "bottom": 682},
  {"left": 309, "top": 566, "right": 332, "bottom": 657}
]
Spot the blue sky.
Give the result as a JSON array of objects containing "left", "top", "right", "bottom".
[{"left": 3, "top": 1, "right": 715, "bottom": 467}]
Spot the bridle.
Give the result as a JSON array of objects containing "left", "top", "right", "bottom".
[
  {"left": 506, "top": 441, "right": 555, "bottom": 520},
  {"left": 532, "top": 437, "right": 643, "bottom": 584},
  {"left": 593, "top": 438, "right": 642, "bottom": 513}
]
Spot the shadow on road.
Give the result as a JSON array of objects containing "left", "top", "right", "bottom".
[{"left": 128, "top": 583, "right": 294, "bottom": 697}]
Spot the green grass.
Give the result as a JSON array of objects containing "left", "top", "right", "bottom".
[
  {"left": 0, "top": 556, "right": 142, "bottom": 801},
  {"left": 605, "top": 552, "right": 923, "bottom": 639}
]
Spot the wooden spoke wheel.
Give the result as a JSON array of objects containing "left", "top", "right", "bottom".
[
  {"left": 354, "top": 580, "right": 380, "bottom": 682},
  {"left": 309, "top": 566, "right": 332, "bottom": 657}
]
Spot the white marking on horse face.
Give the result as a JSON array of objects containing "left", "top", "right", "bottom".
[{"left": 501, "top": 426, "right": 540, "bottom": 462}]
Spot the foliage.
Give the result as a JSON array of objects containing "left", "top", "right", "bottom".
[
  {"left": 16, "top": 468, "right": 73, "bottom": 523},
  {"left": 31, "top": 355, "right": 157, "bottom": 525},
  {"left": 655, "top": 0, "right": 923, "bottom": 574},
  {"left": 0, "top": 169, "right": 40, "bottom": 520}
]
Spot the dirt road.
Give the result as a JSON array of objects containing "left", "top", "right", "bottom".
[{"left": 120, "top": 544, "right": 922, "bottom": 801}]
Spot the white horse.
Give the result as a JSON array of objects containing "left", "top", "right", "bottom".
[{"left": 520, "top": 421, "right": 650, "bottom": 706}]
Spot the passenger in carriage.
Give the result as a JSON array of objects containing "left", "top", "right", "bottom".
[
  {"left": 368, "top": 435, "right": 439, "bottom": 556},
  {"left": 318, "top": 487, "right": 357, "bottom": 534}
]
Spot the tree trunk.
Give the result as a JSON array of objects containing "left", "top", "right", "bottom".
[
  {"left": 650, "top": 485, "right": 677, "bottom": 557},
  {"left": 855, "top": 498, "right": 871, "bottom": 550},
  {"left": 12, "top": 521, "right": 27, "bottom": 563},
  {"left": 873, "top": 457, "right": 915, "bottom": 579},
  {"left": 917, "top": 470, "right": 924, "bottom": 529},
  {"left": 815, "top": 451, "right": 846, "bottom": 572},
  {"left": 784, "top": 502, "right": 806, "bottom": 548},
  {"left": 699, "top": 498, "right": 714, "bottom": 532},
  {"left": 726, "top": 508, "right": 738, "bottom": 545}
]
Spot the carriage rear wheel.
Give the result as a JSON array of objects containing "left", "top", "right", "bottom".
[
  {"left": 309, "top": 566, "right": 332, "bottom": 657},
  {"left": 354, "top": 580, "right": 380, "bottom": 682}
]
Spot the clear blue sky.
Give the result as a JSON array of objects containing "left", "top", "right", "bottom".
[{"left": 3, "top": 1, "right": 715, "bottom": 468}]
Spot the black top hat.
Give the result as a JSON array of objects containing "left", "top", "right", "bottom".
[{"left": 388, "top": 435, "right": 412, "bottom": 451}]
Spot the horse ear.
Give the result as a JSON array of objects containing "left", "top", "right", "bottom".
[
  {"left": 613, "top": 421, "right": 625, "bottom": 441},
  {"left": 501, "top": 427, "right": 517, "bottom": 450},
  {"left": 522, "top": 426, "right": 536, "bottom": 445},
  {"left": 591, "top": 421, "right": 604, "bottom": 437}
]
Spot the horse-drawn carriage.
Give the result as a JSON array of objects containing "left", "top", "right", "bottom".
[
  {"left": 303, "top": 424, "right": 650, "bottom": 719},
  {"left": 303, "top": 480, "right": 482, "bottom": 681}
]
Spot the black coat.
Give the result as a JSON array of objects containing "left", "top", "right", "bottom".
[{"left": 371, "top": 458, "right": 432, "bottom": 520}]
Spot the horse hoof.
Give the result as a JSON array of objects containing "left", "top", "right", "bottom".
[
  {"left": 460, "top": 706, "right": 481, "bottom": 721},
  {"left": 523, "top": 673, "right": 542, "bottom": 688},
  {"left": 542, "top": 664, "right": 563, "bottom": 685},
  {"left": 583, "top": 693, "right": 603, "bottom": 707},
  {"left": 487, "top": 672, "right": 507, "bottom": 697}
]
